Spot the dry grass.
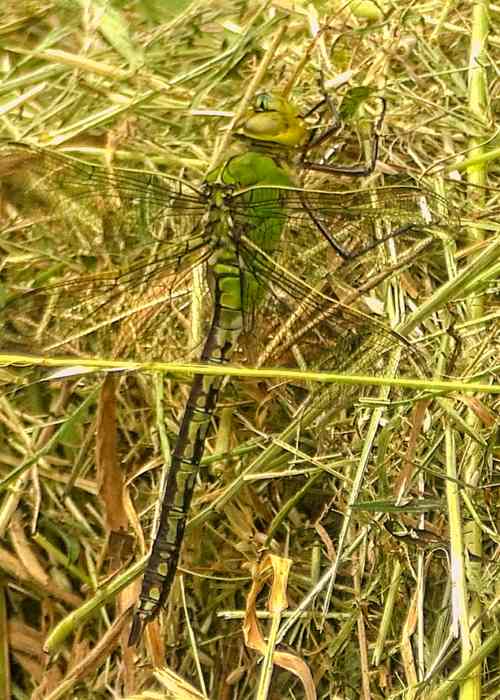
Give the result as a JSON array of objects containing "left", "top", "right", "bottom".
[{"left": 0, "top": 1, "right": 499, "bottom": 699}]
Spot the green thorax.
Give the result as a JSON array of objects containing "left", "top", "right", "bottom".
[{"left": 205, "top": 94, "right": 308, "bottom": 311}]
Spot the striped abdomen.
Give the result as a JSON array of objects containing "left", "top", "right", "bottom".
[{"left": 128, "top": 248, "right": 243, "bottom": 644}]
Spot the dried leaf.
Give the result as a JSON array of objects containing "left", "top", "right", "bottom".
[{"left": 243, "top": 554, "right": 317, "bottom": 700}]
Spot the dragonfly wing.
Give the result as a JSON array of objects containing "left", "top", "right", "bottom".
[
  {"left": 233, "top": 183, "right": 454, "bottom": 257},
  {"left": 1, "top": 144, "right": 213, "bottom": 359},
  {"left": 229, "top": 183, "right": 455, "bottom": 373}
]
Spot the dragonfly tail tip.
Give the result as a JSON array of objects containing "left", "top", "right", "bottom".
[{"left": 128, "top": 613, "right": 145, "bottom": 647}]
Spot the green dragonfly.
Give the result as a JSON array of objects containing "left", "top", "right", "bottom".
[{"left": 0, "top": 92, "right": 452, "bottom": 645}]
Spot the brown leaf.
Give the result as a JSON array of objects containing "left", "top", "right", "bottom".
[
  {"left": 243, "top": 554, "right": 317, "bottom": 700},
  {"left": 456, "top": 395, "right": 497, "bottom": 427},
  {"left": 96, "top": 374, "right": 128, "bottom": 537}
]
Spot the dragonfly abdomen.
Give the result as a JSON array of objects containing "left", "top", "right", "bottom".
[{"left": 129, "top": 253, "right": 244, "bottom": 645}]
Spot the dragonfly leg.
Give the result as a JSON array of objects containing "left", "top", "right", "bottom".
[{"left": 301, "top": 97, "right": 386, "bottom": 177}]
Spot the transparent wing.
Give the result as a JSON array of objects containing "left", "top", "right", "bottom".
[
  {"left": 228, "top": 183, "right": 456, "bottom": 375},
  {"left": 0, "top": 144, "right": 212, "bottom": 360},
  {"left": 231, "top": 183, "right": 453, "bottom": 259},
  {"left": 0, "top": 144, "right": 456, "bottom": 377}
]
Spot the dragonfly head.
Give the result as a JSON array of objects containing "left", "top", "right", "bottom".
[{"left": 234, "top": 93, "right": 308, "bottom": 148}]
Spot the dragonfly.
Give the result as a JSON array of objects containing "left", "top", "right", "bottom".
[{"left": 0, "top": 91, "right": 452, "bottom": 646}]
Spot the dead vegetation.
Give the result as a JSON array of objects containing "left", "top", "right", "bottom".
[{"left": 0, "top": 1, "right": 499, "bottom": 698}]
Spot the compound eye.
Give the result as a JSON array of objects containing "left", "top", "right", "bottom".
[{"left": 254, "top": 93, "right": 272, "bottom": 112}]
